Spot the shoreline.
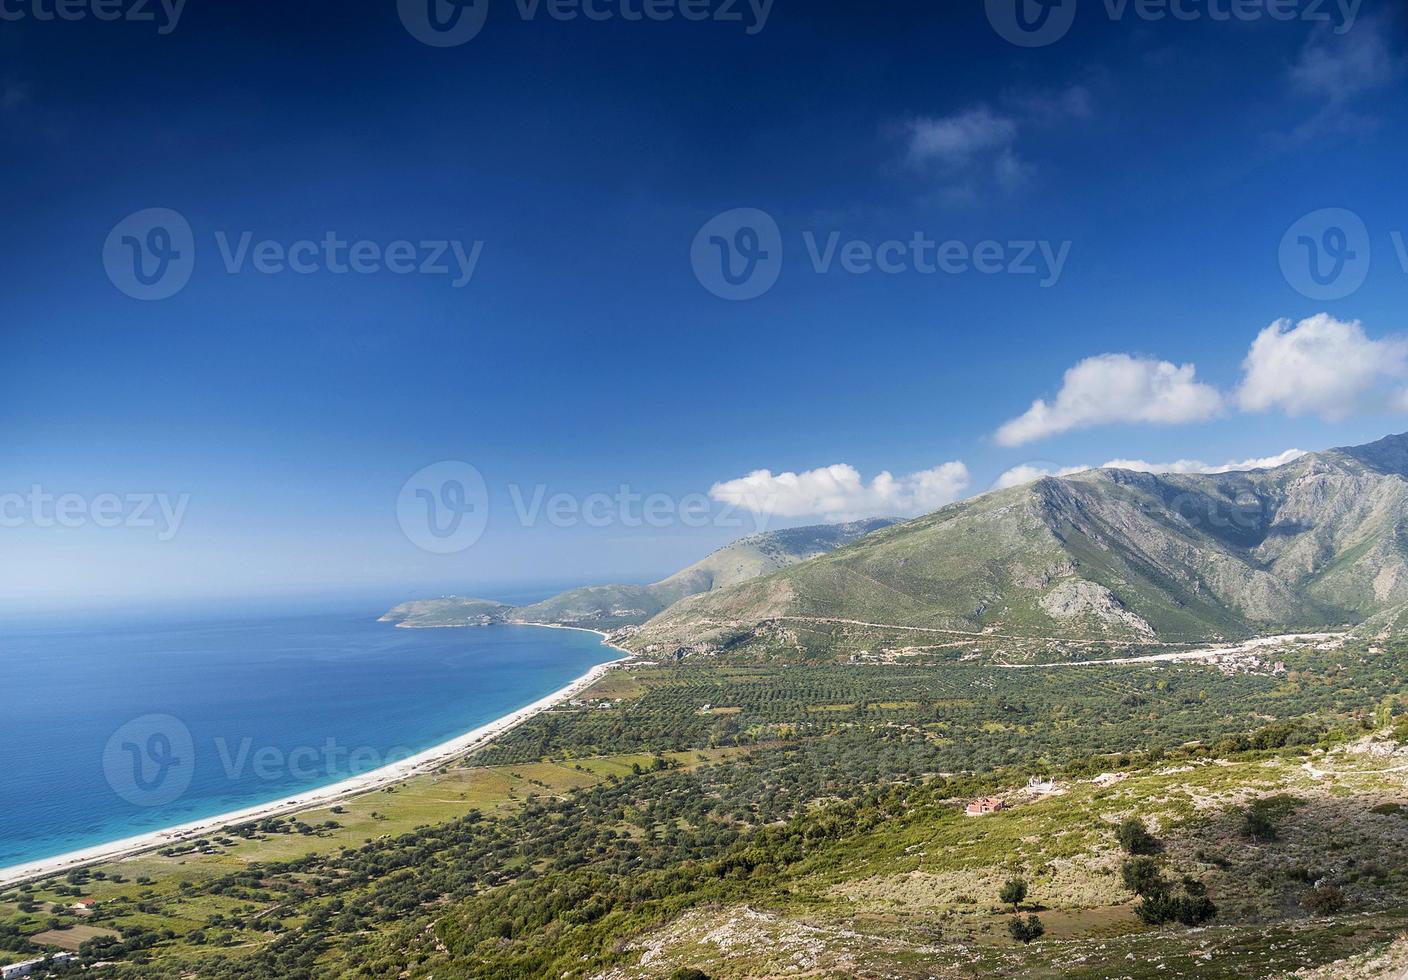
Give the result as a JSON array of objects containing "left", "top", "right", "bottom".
[{"left": 0, "top": 626, "right": 632, "bottom": 890}]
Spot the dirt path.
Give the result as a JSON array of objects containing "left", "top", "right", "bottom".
[
  {"left": 994, "top": 632, "right": 1346, "bottom": 669},
  {"left": 770, "top": 616, "right": 1177, "bottom": 648}
]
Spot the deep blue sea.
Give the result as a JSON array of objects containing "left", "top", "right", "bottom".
[{"left": 0, "top": 605, "right": 615, "bottom": 871}]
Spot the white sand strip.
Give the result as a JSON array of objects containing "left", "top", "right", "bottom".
[{"left": 0, "top": 629, "right": 630, "bottom": 889}]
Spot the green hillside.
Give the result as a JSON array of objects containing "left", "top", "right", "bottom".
[
  {"left": 380, "top": 519, "right": 894, "bottom": 630},
  {"left": 633, "top": 434, "right": 1408, "bottom": 652}
]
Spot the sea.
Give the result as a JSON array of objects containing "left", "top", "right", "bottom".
[{"left": 0, "top": 600, "right": 616, "bottom": 872}]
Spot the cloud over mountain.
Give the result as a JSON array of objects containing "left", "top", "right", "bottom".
[
  {"left": 995, "top": 354, "right": 1223, "bottom": 447},
  {"left": 710, "top": 461, "right": 970, "bottom": 522},
  {"left": 1237, "top": 314, "right": 1408, "bottom": 419}
]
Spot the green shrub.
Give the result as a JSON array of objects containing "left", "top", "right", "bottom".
[
  {"left": 1008, "top": 914, "right": 1044, "bottom": 944},
  {"left": 1116, "top": 817, "right": 1158, "bottom": 855},
  {"left": 1136, "top": 889, "right": 1217, "bottom": 926},
  {"left": 1303, "top": 883, "right": 1346, "bottom": 915}
]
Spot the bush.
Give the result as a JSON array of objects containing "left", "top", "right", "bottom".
[
  {"left": 1008, "top": 914, "right": 1044, "bottom": 944},
  {"left": 671, "top": 970, "right": 711, "bottom": 980},
  {"left": 1117, "top": 817, "right": 1157, "bottom": 855},
  {"left": 1175, "top": 894, "right": 1217, "bottom": 926},
  {"left": 1136, "top": 890, "right": 1217, "bottom": 926},
  {"left": 1303, "top": 882, "right": 1346, "bottom": 915}
]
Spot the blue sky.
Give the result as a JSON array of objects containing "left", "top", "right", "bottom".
[{"left": 2, "top": 0, "right": 1406, "bottom": 608}]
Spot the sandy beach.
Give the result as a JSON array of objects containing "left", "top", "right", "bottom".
[{"left": 0, "top": 629, "right": 631, "bottom": 889}]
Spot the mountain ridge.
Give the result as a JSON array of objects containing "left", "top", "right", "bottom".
[
  {"left": 380, "top": 518, "right": 896, "bottom": 630},
  {"left": 629, "top": 433, "right": 1408, "bottom": 652}
]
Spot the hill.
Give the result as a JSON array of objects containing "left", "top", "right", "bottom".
[
  {"left": 380, "top": 519, "right": 894, "bottom": 630},
  {"left": 631, "top": 433, "right": 1408, "bottom": 652}
]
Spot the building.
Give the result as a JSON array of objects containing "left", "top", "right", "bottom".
[
  {"left": 2, "top": 955, "right": 75, "bottom": 979},
  {"left": 965, "top": 797, "right": 1005, "bottom": 816},
  {"left": 72, "top": 898, "right": 96, "bottom": 910}
]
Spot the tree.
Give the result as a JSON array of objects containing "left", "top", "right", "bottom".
[
  {"left": 1008, "top": 914, "right": 1044, "bottom": 944},
  {"left": 1239, "top": 795, "right": 1298, "bottom": 843},
  {"left": 1121, "top": 857, "right": 1166, "bottom": 898},
  {"left": 670, "top": 971, "right": 711, "bottom": 980},
  {"left": 1116, "top": 816, "right": 1157, "bottom": 855},
  {"left": 999, "top": 877, "right": 1028, "bottom": 912},
  {"left": 1240, "top": 806, "right": 1277, "bottom": 843},
  {"left": 1374, "top": 695, "right": 1396, "bottom": 730}
]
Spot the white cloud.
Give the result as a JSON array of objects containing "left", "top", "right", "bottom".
[
  {"left": 1285, "top": 15, "right": 1403, "bottom": 141},
  {"left": 1291, "top": 16, "right": 1401, "bottom": 103},
  {"left": 1236, "top": 314, "right": 1408, "bottom": 419},
  {"left": 904, "top": 106, "right": 1018, "bottom": 171},
  {"left": 991, "top": 463, "right": 1091, "bottom": 490},
  {"left": 900, "top": 85, "right": 1091, "bottom": 199},
  {"left": 710, "top": 462, "right": 970, "bottom": 522},
  {"left": 1100, "top": 449, "right": 1308, "bottom": 475},
  {"left": 992, "top": 450, "right": 1305, "bottom": 490},
  {"left": 995, "top": 354, "right": 1223, "bottom": 447}
]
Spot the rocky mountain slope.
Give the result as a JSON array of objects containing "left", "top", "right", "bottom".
[
  {"left": 381, "top": 519, "right": 894, "bottom": 630},
  {"left": 631, "top": 433, "right": 1408, "bottom": 649}
]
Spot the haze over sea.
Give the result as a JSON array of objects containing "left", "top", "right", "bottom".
[{"left": 0, "top": 599, "right": 616, "bottom": 871}]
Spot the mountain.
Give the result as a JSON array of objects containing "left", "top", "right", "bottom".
[
  {"left": 631, "top": 433, "right": 1408, "bottom": 651},
  {"left": 380, "top": 518, "right": 895, "bottom": 630}
]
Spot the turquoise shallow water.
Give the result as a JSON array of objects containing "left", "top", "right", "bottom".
[{"left": 0, "top": 606, "right": 614, "bottom": 870}]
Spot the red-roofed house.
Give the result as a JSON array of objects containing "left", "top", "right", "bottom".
[{"left": 965, "top": 797, "right": 1005, "bottom": 816}]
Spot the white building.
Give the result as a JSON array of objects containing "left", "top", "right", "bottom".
[{"left": 1, "top": 954, "right": 74, "bottom": 979}]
